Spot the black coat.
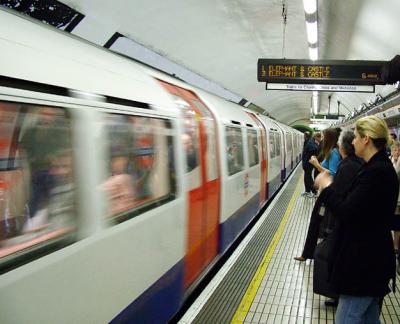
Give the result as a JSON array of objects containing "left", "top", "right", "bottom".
[
  {"left": 321, "top": 154, "right": 364, "bottom": 236},
  {"left": 320, "top": 149, "right": 398, "bottom": 297},
  {"left": 302, "top": 138, "right": 318, "bottom": 169}
]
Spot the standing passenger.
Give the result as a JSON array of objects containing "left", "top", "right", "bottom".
[
  {"left": 389, "top": 141, "right": 400, "bottom": 271},
  {"left": 314, "top": 116, "right": 398, "bottom": 323},
  {"left": 302, "top": 131, "right": 318, "bottom": 197},
  {"left": 20, "top": 107, "right": 71, "bottom": 218},
  {"left": 309, "top": 128, "right": 341, "bottom": 178},
  {"left": 312, "top": 132, "right": 322, "bottom": 180},
  {"left": 294, "top": 129, "right": 362, "bottom": 263}
]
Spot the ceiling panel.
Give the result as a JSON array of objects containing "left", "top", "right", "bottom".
[{"left": 61, "top": 0, "right": 400, "bottom": 124}]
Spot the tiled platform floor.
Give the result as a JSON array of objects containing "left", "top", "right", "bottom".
[
  {"left": 180, "top": 170, "right": 400, "bottom": 323},
  {"left": 244, "top": 185, "right": 400, "bottom": 324}
]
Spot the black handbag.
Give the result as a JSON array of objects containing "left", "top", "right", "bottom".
[{"left": 313, "top": 238, "right": 338, "bottom": 299}]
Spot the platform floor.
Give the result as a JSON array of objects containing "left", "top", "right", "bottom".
[{"left": 179, "top": 166, "right": 400, "bottom": 323}]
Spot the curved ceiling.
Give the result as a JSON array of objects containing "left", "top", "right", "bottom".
[{"left": 57, "top": 1, "right": 400, "bottom": 124}]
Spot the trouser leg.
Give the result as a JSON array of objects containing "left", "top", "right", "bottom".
[
  {"left": 335, "top": 295, "right": 380, "bottom": 324},
  {"left": 304, "top": 166, "right": 314, "bottom": 193}
]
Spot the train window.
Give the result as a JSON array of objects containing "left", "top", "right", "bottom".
[
  {"left": 191, "top": 100, "right": 218, "bottom": 181},
  {"left": 225, "top": 126, "right": 244, "bottom": 176},
  {"left": 103, "top": 114, "right": 176, "bottom": 221},
  {"left": 275, "top": 132, "right": 281, "bottom": 156},
  {"left": 286, "top": 133, "right": 292, "bottom": 151},
  {"left": 172, "top": 96, "right": 200, "bottom": 175},
  {"left": 268, "top": 131, "right": 275, "bottom": 159},
  {"left": 247, "top": 129, "right": 259, "bottom": 167},
  {"left": 0, "top": 101, "right": 76, "bottom": 264}
]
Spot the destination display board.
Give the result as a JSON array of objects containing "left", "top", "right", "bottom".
[{"left": 257, "top": 59, "right": 389, "bottom": 85}]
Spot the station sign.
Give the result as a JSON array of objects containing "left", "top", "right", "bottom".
[
  {"left": 266, "top": 83, "right": 375, "bottom": 93},
  {"left": 257, "top": 59, "right": 389, "bottom": 85}
]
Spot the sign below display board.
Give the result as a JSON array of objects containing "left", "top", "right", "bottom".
[{"left": 266, "top": 83, "right": 375, "bottom": 93}]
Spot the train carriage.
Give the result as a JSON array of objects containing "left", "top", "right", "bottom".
[{"left": 0, "top": 8, "right": 302, "bottom": 323}]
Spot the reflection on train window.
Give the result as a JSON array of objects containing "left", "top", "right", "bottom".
[
  {"left": 247, "top": 129, "right": 259, "bottom": 167},
  {"left": 191, "top": 100, "right": 218, "bottom": 181},
  {"left": 104, "top": 114, "right": 175, "bottom": 221},
  {"left": 286, "top": 133, "right": 292, "bottom": 151},
  {"left": 172, "top": 95, "right": 199, "bottom": 173},
  {"left": 225, "top": 126, "right": 244, "bottom": 176},
  {"left": 293, "top": 135, "right": 297, "bottom": 150},
  {"left": 269, "top": 132, "right": 276, "bottom": 158},
  {"left": 0, "top": 101, "right": 76, "bottom": 261},
  {"left": 275, "top": 132, "right": 281, "bottom": 156}
]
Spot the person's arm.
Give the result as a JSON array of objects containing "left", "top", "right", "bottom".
[
  {"left": 319, "top": 168, "right": 376, "bottom": 223},
  {"left": 325, "top": 149, "right": 341, "bottom": 177},
  {"left": 312, "top": 149, "right": 340, "bottom": 176},
  {"left": 310, "top": 155, "right": 329, "bottom": 173}
]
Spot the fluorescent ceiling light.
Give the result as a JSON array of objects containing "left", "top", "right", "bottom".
[
  {"left": 309, "top": 47, "right": 318, "bottom": 60},
  {"left": 313, "top": 92, "right": 319, "bottom": 115},
  {"left": 303, "top": 0, "right": 317, "bottom": 14},
  {"left": 306, "top": 21, "right": 318, "bottom": 44}
]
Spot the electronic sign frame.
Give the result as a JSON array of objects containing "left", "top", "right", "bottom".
[{"left": 257, "top": 59, "right": 389, "bottom": 85}]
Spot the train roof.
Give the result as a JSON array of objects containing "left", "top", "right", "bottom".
[{"left": 0, "top": 8, "right": 177, "bottom": 116}]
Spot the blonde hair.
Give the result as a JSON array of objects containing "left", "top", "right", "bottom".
[
  {"left": 355, "top": 115, "right": 389, "bottom": 150},
  {"left": 391, "top": 141, "right": 400, "bottom": 150}
]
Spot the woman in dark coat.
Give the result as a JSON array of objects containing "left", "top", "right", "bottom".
[
  {"left": 315, "top": 116, "right": 398, "bottom": 323},
  {"left": 294, "top": 129, "right": 363, "bottom": 263}
]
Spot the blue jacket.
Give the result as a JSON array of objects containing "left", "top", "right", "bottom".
[{"left": 321, "top": 148, "right": 341, "bottom": 177}]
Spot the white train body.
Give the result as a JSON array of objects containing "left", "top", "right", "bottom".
[{"left": 0, "top": 8, "right": 303, "bottom": 323}]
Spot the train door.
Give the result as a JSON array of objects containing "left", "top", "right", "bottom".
[
  {"left": 246, "top": 112, "right": 268, "bottom": 206},
  {"left": 157, "top": 80, "right": 220, "bottom": 288}
]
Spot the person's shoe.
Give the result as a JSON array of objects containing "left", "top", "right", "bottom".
[
  {"left": 324, "top": 298, "right": 338, "bottom": 307},
  {"left": 294, "top": 256, "right": 307, "bottom": 262}
]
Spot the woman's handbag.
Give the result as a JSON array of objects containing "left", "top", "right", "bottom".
[{"left": 313, "top": 237, "right": 338, "bottom": 299}]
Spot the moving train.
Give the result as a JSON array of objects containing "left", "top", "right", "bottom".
[{"left": 0, "top": 8, "right": 303, "bottom": 323}]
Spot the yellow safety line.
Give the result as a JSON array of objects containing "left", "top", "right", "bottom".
[{"left": 231, "top": 176, "right": 303, "bottom": 323}]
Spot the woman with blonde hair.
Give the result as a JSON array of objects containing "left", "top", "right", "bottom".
[{"left": 314, "top": 116, "right": 398, "bottom": 323}]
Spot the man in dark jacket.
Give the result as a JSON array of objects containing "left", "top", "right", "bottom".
[{"left": 302, "top": 131, "right": 318, "bottom": 197}]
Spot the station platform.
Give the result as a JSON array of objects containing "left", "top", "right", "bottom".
[{"left": 179, "top": 166, "right": 400, "bottom": 324}]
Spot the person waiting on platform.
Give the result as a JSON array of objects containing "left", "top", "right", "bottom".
[
  {"left": 314, "top": 116, "right": 398, "bottom": 323},
  {"left": 312, "top": 132, "right": 323, "bottom": 180},
  {"left": 309, "top": 128, "right": 341, "bottom": 179},
  {"left": 301, "top": 131, "right": 319, "bottom": 198},
  {"left": 294, "top": 130, "right": 363, "bottom": 263},
  {"left": 390, "top": 141, "right": 400, "bottom": 271},
  {"left": 387, "top": 133, "right": 397, "bottom": 156}
]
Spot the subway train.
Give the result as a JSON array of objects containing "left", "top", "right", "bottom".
[{"left": 0, "top": 8, "right": 303, "bottom": 323}]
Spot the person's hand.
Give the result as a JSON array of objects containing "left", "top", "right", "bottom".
[
  {"left": 314, "top": 171, "right": 333, "bottom": 190},
  {"left": 309, "top": 155, "right": 318, "bottom": 167}
]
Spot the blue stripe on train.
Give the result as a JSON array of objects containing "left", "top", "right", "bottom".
[
  {"left": 110, "top": 260, "right": 184, "bottom": 324},
  {"left": 218, "top": 193, "right": 260, "bottom": 253},
  {"left": 268, "top": 174, "right": 282, "bottom": 199}
]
